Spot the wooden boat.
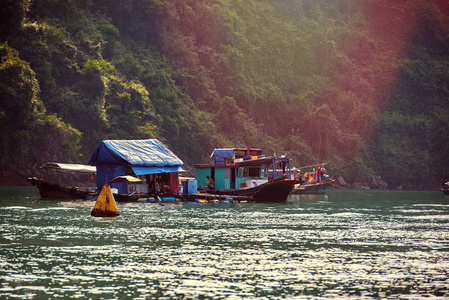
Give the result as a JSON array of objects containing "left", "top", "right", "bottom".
[
  {"left": 109, "top": 193, "right": 141, "bottom": 202},
  {"left": 28, "top": 177, "right": 96, "bottom": 199},
  {"left": 106, "top": 175, "right": 180, "bottom": 202},
  {"left": 28, "top": 163, "right": 97, "bottom": 199},
  {"left": 194, "top": 148, "right": 301, "bottom": 203},
  {"left": 290, "top": 163, "right": 334, "bottom": 195},
  {"left": 206, "top": 175, "right": 299, "bottom": 203},
  {"left": 292, "top": 179, "right": 335, "bottom": 195},
  {"left": 109, "top": 176, "right": 144, "bottom": 202}
]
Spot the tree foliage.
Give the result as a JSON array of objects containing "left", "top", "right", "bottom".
[
  {"left": 1, "top": 0, "right": 449, "bottom": 187},
  {"left": 0, "top": 43, "right": 81, "bottom": 168}
]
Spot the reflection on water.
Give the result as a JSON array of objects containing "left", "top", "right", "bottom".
[{"left": 1, "top": 187, "right": 448, "bottom": 298}]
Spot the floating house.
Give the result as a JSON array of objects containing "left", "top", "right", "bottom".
[{"left": 88, "top": 139, "right": 184, "bottom": 198}]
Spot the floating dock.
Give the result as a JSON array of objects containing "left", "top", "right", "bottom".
[{"left": 179, "top": 193, "right": 253, "bottom": 203}]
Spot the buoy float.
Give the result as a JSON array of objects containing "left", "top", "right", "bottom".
[{"left": 91, "top": 183, "right": 120, "bottom": 217}]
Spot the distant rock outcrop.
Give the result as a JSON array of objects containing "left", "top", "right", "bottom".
[
  {"left": 370, "top": 176, "right": 388, "bottom": 189},
  {"left": 336, "top": 176, "right": 350, "bottom": 188},
  {"left": 351, "top": 181, "right": 370, "bottom": 190},
  {"left": 334, "top": 175, "right": 390, "bottom": 190}
]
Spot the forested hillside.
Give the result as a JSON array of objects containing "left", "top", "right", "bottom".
[{"left": 1, "top": 0, "right": 449, "bottom": 188}]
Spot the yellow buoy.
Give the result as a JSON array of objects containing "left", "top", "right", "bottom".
[{"left": 91, "top": 183, "right": 120, "bottom": 217}]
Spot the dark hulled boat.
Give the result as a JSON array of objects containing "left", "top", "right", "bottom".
[
  {"left": 28, "top": 163, "right": 97, "bottom": 199},
  {"left": 195, "top": 148, "right": 301, "bottom": 203},
  {"left": 220, "top": 175, "right": 298, "bottom": 203}
]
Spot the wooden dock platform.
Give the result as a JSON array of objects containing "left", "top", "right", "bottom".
[{"left": 179, "top": 193, "right": 253, "bottom": 202}]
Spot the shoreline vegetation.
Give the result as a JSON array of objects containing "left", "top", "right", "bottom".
[
  {"left": 1, "top": 0, "right": 449, "bottom": 190},
  {"left": 0, "top": 165, "right": 439, "bottom": 191}
]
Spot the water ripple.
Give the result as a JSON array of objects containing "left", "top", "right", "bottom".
[{"left": 1, "top": 189, "right": 448, "bottom": 298}]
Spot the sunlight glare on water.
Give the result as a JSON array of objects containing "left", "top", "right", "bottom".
[{"left": 0, "top": 187, "right": 448, "bottom": 299}]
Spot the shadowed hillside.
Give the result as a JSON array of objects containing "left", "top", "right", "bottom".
[{"left": 1, "top": 0, "right": 448, "bottom": 189}]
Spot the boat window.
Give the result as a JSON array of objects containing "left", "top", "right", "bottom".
[
  {"left": 239, "top": 167, "right": 246, "bottom": 177},
  {"left": 248, "top": 167, "right": 260, "bottom": 177},
  {"left": 238, "top": 167, "right": 261, "bottom": 177}
]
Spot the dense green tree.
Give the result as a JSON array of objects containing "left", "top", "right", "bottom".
[
  {"left": 0, "top": 0, "right": 449, "bottom": 187},
  {"left": 0, "top": 43, "right": 81, "bottom": 168},
  {"left": 0, "top": 43, "right": 41, "bottom": 165},
  {"left": 0, "top": 0, "right": 29, "bottom": 41}
]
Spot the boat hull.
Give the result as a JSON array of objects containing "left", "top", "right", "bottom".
[
  {"left": 28, "top": 177, "right": 94, "bottom": 199},
  {"left": 113, "top": 193, "right": 141, "bottom": 202},
  {"left": 292, "top": 179, "right": 335, "bottom": 195},
  {"left": 207, "top": 179, "right": 298, "bottom": 203}
]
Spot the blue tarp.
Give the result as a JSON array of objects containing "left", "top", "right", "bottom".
[
  {"left": 210, "top": 149, "right": 235, "bottom": 159},
  {"left": 96, "top": 164, "right": 128, "bottom": 194},
  {"left": 89, "top": 139, "right": 184, "bottom": 193},
  {"left": 89, "top": 139, "right": 183, "bottom": 167},
  {"left": 132, "top": 166, "right": 185, "bottom": 176}
]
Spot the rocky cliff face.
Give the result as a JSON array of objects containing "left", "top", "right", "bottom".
[{"left": 334, "top": 175, "right": 436, "bottom": 191}]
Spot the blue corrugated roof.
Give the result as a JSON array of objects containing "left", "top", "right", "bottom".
[
  {"left": 210, "top": 148, "right": 263, "bottom": 159},
  {"left": 88, "top": 139, "right": 183, "bottom": 167},
  {"left": 210, "top": 149, "right": 235, "bottom": 159}
]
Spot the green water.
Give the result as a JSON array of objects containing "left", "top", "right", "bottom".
[{"left": 1, "top": 187, "right": 448, "bottom": 299}]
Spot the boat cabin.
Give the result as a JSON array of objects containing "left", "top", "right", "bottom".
[
  {"left": 28, "top": 162, "right": 97, "bottom": 199},
  {"left": 194, "top": 148, "right": 294, "bottom": 191},
  {"left": 39, "top": 163, "right": 97, "bottom": 189},
  {"left": 88, "top": 139, "right": 184, "bottom": 197}
]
